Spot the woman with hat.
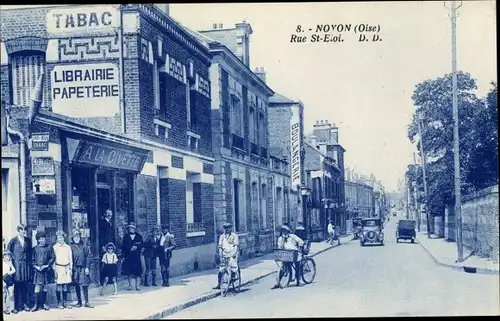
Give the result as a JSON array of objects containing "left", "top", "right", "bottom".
[
  {"left": 70, "top": 229, "right": 94, "bottom": 308},
  {"left": 52, "top": 230, "right": 73, "bottom": 309},
  {"left": 3, "top": 249, "right": 16, "bottom": 315},
  {"left": 99, "top": 242, "right": 119, "bottom": 296},
  {"left": 7, "top": 224, "right": 33, "bottom": 312},
  {"left": 122, "top": 222, "right": 144, "bottom": 291},
  {"left": 213, "top": 222, "right": 239, "bottom": 290},
  {"left": 31, "top": 230, "right": 54, "bottom": 312}
]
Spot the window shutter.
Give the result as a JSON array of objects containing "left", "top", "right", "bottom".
[{"left": 190, "top": 87, "right": 197, "bottom": 127}]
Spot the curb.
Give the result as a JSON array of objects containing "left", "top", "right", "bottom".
[
  {"left": 146, "top": 236, "right": 352, "bottom": 319},
  {"left": 416, "top": 236, "right": 500, "bottom": 275}
]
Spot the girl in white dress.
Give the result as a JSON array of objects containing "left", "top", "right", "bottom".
[{"left": 52, "top": 231, "right": 73, "bottom": 309}]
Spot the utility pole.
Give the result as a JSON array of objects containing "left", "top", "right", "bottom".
[
  {"left": 417, "top": 116, "right": 430, "bottom": 238},
  {"left": 413, "top": 152, "right": 420, "bottom": 232},
  {"left": 445, "top": 0, "right": 464, "bottom": 262}
]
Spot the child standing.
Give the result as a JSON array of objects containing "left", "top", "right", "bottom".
[
  {"left": 100, "top": 242, "right": 118, "bottom": 296},
  {"left": 3, "top": 250, "right": 16, "bottom": 315},
  {"left": 70, "top": 229, "right": 94, "bottom": 308},
  {"left": 52, "top": 230, "right": 73, "bottom": 309},
  {"left": 31, "top": 231, "right": 54, "bottom": 311}
]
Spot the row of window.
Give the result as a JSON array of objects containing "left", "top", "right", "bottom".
[{"left": 232, "top": 179, "right": 289, "bottom": 233}]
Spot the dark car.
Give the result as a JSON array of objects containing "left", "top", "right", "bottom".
[
  {"left": 396, "top": 219, "right": 416, "bottom": 243},
  {"left": 359, "top": 218, "right": 384, "bottom": 246}
]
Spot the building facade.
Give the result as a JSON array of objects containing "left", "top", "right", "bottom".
[
  {"left": 345, "top": 168, "right": 376, "bottom": 218},
  {"left": 1, "top": 4, "right": 215, "bottom": 279},
  {"left": 191, "top": 22, "right": 277, "bottom": 258},
  {"left": 268, "top": 93, "right": 305, "bottom": 229},
  {"left": 308, "top": 120, "right": 347, "bottom": 234},
  {"left": 303, "top": 139, "right": 342, "bottom": 241}
]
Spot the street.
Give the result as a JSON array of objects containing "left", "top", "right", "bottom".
[{"left": 167, "top": 215, "right": 500, "bottom": 318}]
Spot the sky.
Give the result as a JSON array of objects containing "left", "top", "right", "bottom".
[{"left": 170, "top": 1, "right": 497, "bottom": 192}]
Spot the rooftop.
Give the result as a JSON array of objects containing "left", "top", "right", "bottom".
[{"left": 269, "top": 92, "right": 299, "bottom": 104}]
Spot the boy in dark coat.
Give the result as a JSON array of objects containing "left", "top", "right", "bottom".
[
  {"left": 122, "top": 222, "right": 143, "bottom": 291},
  {"left": 7, "top": 224, "right": 33, "bottom": 312},
  {"left": 142, "top": 227, "right": 161, "bottom": 287},
  {"left": 31, "top": 231, "right": 54, "bottom": 311},
  {"left": 70, "top": 229, "right": 94, "bottom": 308}
]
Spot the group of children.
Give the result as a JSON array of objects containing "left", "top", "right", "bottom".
[{"left": 2, "top": 228, "right": 95, "bottom": 315}]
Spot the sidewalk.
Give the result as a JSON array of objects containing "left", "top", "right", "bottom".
[
  {"left": 4, "top": 234, "right": 352, "bottom": 320},
  {"left": 416, "top": 232, "right": 500, "bottom": 275}
]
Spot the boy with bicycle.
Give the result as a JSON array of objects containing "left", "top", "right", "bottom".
[{"left": 271, "top": 225, "right": 304, "bottom": 289}]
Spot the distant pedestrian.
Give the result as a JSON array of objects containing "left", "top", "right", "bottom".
[
  {"left": 8, "top": 224, "right": 33, "bottom": 312},
  {"left": 52, "top": 230, "right": 73, "bottom": 309},
  {"left": 143, "top": 227, "right": 161, "bottom": 287},
  {"left": 122, "top": 222, "right": 143, "bottom": 291},
  {"left": 159, "top": 225, "right": 176, "bottom": 287},
  {"left": 70, "top": 230, "right": 94, "bottom": 308},
  {"left": 99, "top": 242, "right": 118, "bottom": 296},
  {"left": 31, "top": 231, "right": 54, "bottom": 311},
  {"left": 3, "top": 250, "right": 16, "bottom": 315}
]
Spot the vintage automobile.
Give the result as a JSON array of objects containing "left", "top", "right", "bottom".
[
  {"left": 360, "top": 218, "right": 384, "bottom": 246},
  {"left": 396, "top": 219, "right": 416, "bottom": 243},
  {"left": 352, "top": 217, "right": 362, "bottom": 240}
]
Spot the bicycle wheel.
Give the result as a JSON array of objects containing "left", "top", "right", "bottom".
[
  {"left": 277, "top": 263, "right": 292, "bottom": 288},
  {"left": 220, "top": 270, "right": 231, "bottom": 297},
  {"left": 301, "top": 257, "right": 316, "bottom": 284},
  {"left": 232, "top": 268, "right": 241, "bottom": 293}
]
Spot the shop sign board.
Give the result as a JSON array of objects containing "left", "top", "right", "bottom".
[
  {"left": 290, "top": 105, "right": 302, "bottom": 189},
  {"left": 32, "top": 157, "right": 55, "bottom": 176},
  {"left": 51, "top": 63, "right": 120, "bottom": 118},
  {"left": 74, "top": 141, "right": 147, "bottom": 172},
  {"left": 33, "top": 178, "right": 56, "bottom": 195},
  {"left": 47, "top": 5, "right": 120, "bottom": 35},
  {"left": 31, "top": 132, "right": 50, "bottom": 151}
]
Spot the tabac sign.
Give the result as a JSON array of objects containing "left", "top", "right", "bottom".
[
  {"left": 73, "top": 141, "right": 148, "bottom": 172},
  {"left": 46, "top": 5, "right": 120, "bottom": 35},
  {"left": 290, "top": 105, "right": 302, "bottom": 188}
]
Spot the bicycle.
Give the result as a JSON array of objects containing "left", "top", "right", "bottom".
[
  {"left": 216, "top": 254, "right": 241, "bottom": 297},
  {"left": 273, "top": 247, "right": 316, "bottom": 288},
  {"left": 325, "top": 231, "right": 341, "bottom": 246}
]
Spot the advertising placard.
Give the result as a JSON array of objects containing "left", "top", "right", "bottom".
[
  {"left": 290, "top": 105, "right": 302, "bottom": 189},
  {"left": 31, "top": 132, "right": 50, "bottom": 151},
  {"left": 31, "top": 157, "right": 55, "bottom": 176},
  {"left": 51, "top": 63, "right": 120, "bottom": 117}
]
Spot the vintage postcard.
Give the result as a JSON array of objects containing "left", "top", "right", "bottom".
[{"left": 1, "top": 2, "right": 498, "bottom": 319}]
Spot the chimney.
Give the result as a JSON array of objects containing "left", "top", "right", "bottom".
[
  {"left": 235, "top": 21, "right": 253, "bottom": 67},
  {"left": 254, "top": 67, "right": 266, "bottom": 83},
  {"left": 330, "top": 123, "right": 339, "bottom": 143},
  {"left": 213, "top": 23, "right": 218, "bottom": 29},
  {"left": 310, "top": 135, "right": 316, "bottom": 147},
  {"left": 156, "top": 4, "right": 170, "bottom": 16},
  {"left": 219, "top": 23, "right": 223, "bottom": 29}
]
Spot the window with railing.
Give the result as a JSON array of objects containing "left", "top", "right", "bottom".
[
  {"left": 251, "top": 142, "right": 259, "bottom": 156},
  {"left": 232, "top": 134, "right": 244, "bottom": 150}
]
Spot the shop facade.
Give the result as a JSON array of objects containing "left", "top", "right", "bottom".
[{"left": 1, "top": 4, "right": 216, "bottom": 279}]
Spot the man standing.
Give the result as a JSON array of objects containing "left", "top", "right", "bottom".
[
  {"left": 159, "top": 225, "right": 176, "bottom": 287},
  {"left": 213, "top": 222, "right": 239, "bottom": 290},
  {"left": 272, "top": 225, "right": 304, "bottom": 289},
  {"left": 8, "top": 224, "right": 33, "bottom": 312},
  {"left": 99, "top": 209, "right": 114, "bottom": 286}
]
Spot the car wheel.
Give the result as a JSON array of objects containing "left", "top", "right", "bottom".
[
  {"left": 411, "top": 239, "right": 415, "bottom": 244},
  {"left": 396, "top": 238, "right": 399, "bottom": 243},
  {"left": 380, "top": 241, "right": 384, "bottom": 246}
]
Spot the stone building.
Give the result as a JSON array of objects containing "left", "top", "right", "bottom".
[
  {"left": 1, "top": 4, "right": 215, "bottom": 279},
  {"left": 307, "top": 120, "right": 346, "bottom": 233},
  {"left": 303, "top": 138, "right": 342, "bottom": 241},
  {"left": 268, "top": 93, "right": 305, "bottom": 229},
  {"left": 189, "top": 22, "right": 277, "bottom": 258},
  {"left": 345, "top": 168, "right": 375, "bottom": 218}
]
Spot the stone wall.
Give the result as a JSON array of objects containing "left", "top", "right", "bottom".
[{"left": 461, "top": 185, "right": 499, "bottom": 261}]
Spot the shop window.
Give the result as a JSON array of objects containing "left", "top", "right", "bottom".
[
  {"left": 115, "top": 172, "right": 135, "bottom": 228},
  {"left": 10, "top": 51, "right": 47, "bottom": 108},
  {"left": 71, "top": 167, "right": 93, "bottom": 250}
]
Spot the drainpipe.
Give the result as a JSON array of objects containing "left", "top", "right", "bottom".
[{"left": 6, "top": 114, "right": 27, "bottom": 225}]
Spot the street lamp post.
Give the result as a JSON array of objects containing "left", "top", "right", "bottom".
[{"left": 301, "top": 187, "right": 312, "bottom": 240}]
